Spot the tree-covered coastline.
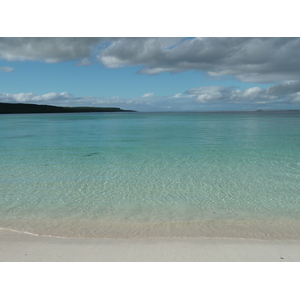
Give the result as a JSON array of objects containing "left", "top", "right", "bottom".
[{"left": 0, "top": 102, "right": 136, "bottom": 114}]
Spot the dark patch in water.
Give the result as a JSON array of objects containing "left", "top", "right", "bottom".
[
  {"left": 84, "top": 152, "right": 99, "bottom": 157},
  {"left": 6, "top": 134, "right": 35, "bottom": 139},
  {"left": 121, "top": 139, "right": 138, "bottom": 142}
]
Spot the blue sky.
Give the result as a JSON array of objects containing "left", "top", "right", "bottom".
[{"left": 1, "top": 37, "right": 300, "bottom": 111}]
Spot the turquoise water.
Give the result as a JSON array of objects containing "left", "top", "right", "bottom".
[{"left": 1, "top": 111, "right": 300, "bottom": 239}]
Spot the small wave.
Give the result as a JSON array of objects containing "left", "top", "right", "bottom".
[{"left": 0, "top": 227, "right": 68, "bottom": 239}]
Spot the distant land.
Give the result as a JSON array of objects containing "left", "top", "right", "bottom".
[{"left": 0, "top": 102, "right": 136, "bottom": 114}]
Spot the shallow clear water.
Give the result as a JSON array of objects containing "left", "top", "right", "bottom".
[{"left": 1, "top": 111, "right": 300, "bottom": 239}]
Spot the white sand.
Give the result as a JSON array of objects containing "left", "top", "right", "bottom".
[{"left": 1, "top": 231, "right": 300, "bottom": 261}]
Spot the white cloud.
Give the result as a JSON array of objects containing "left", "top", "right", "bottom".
[
  {"left": 0, "top": 92, "right": 75, "bottom": 103},
  {"left": 185, "top": 81, "right": 300, "bottom": 104},
  {"left": 1, "top": 80, "right": 300, "bottom": 112},
  {"left": 0, "top": 37, "right": 105, "bottom": 63},
  {"left": 173, "top": 93, "right": 182, "bottom": 98},
  {"left": 242, "top": 87, "right": 262, "bottom": 98},
  {"left": 0, "top": 66, "right": 13, "bottom": 72},
  {"left": 75, "top": 58, "right": 92, "bottom": 66},
  {"left": 141, "top": 93, "right": 155, "bottom": 97}
]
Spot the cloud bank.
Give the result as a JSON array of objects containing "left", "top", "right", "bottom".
[
  {"left": 1, "top": 38, "right": 300, "bottom": 110},
  {"left": 1, "top": 80, "right": 300, "bottom": 111},
  {"left": 97, "top": 37, "right": 300, "bottom": 83},
  {"left": 0, "top": 37, "right": 105, "bottom": 63},
  {"left": 185, "top": 81, "right": 300, "bottom": 104},
  {"left": 2, "top": 37, "right": 300, "bottom": 83}
]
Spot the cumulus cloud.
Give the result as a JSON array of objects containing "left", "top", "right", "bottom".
[
  {"left": 98, "top": 38, "right": 181, "bottom": 68},
  {"left": 185, "top": 81, "right": 300, "bottom": 104},
  {"left": 0, "top": 37, "right": 105, "bottom": 63},
  {"left": 97, "top": 37, "right": 300, "bottom": 83},
  {"left": 0, "top": 91, "right": 187, "bottom": 111},
  {"left": 141, "top": 92, "right": 155, "bottom": 97},
  {"left": 2, "top": 37, "right": 300, "bottom": 84},
  {"left": 1, "top": 81, "right": 300, "bottom": 112},
  {"left": 0, "top": 66, "right": 13, "bottom": 72},
  {"left": 0, "top": 92, "right": 76, "bottom": 103},
  {"left": 75, "top": 58, "right": 92, "bottom": 66},
  {"left": 0, "top": 91, "right": 161, "bottom": 111}
]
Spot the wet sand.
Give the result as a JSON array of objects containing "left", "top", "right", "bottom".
[{"left": 1, "top": 231, "right": 300, "bottom": 261}]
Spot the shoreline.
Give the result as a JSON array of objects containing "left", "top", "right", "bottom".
[
  {"left": 1, "top": 231, "right": 300, "bottom": 261},
  {"left": 1, "top": 216, "right": 300, "bottom": 240}
]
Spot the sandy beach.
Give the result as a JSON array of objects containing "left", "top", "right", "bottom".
[{"left": 1, "top": 231, "right": 300, "bottom": 262}]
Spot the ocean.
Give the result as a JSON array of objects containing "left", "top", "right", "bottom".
[{"left": 1, "top": 111, "right": 300, "bottom": 239}]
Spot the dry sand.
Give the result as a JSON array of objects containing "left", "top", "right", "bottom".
[{"left": 1, "top": 231, "right": 300, "bottom": 261}]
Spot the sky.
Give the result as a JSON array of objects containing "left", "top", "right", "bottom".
[{"left": 2, "top": 37, "right": 300, "bottom": 111}]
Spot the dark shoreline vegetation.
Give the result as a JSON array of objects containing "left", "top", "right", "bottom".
[{"left": 0, "top": 102, "right": 136, "bottom": 114}]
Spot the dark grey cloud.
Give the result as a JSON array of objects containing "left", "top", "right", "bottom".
[
  {"left": 98, "top": 37, "right": 300, "bottom": 83},
  {"left": 0, "top": 37, "right": 106, "bottom": 62},
  {"left": 0, "top": 37, "right": 300, "bottom": 82},
  {"left": 268, "top": 80, "right": 300, "bottom": 96},
  {"left": 2, "top": 37, "right": 300, "bottom": 84},
  {"left": 97, "top": 37, "right": 182, "bottom": 70}
]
